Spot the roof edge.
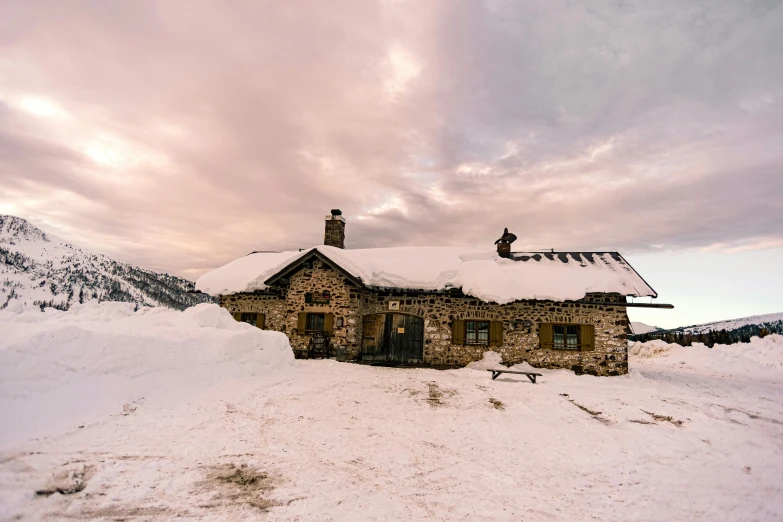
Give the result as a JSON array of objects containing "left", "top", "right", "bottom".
[
  {"left": 612, "top": 253, "right": 658, "bottom": 298},
  {"left": 263, "top": 248, "right": 364, "bottom": 288}
]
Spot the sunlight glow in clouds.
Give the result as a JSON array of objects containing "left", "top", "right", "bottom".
[
  {"left": 16, "top": 95, "right": 67, "bottom": 119},
  {"left": 0, "top": 0, "right": 781, "bottom": 327},
  {"left": 384, "top": 44, "right": 421, "bottom": 98}
]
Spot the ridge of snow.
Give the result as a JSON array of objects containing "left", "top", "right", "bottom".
[
  {"left": 630, "top": 334, "right": 783, "bottom": 378},
  {"left": 0, "top": 301, "right": 294, "bottom": 448},
  {"left": 196, "top": 245, "right": 656, "bottom": 304}
]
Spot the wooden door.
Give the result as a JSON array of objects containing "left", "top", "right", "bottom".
[
  {"left": 362, "top": 313, "right": 423, "bottom": 363},
  {"left": 361, "top": 314, "right": 387, "bottom": 361}
]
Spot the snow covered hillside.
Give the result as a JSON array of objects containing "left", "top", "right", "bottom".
[
  {"left": 1, "top": 307, "right": 781, "bottom": 520},
  {"left": 675, "top": 312, "right": 783, "bottom": 335},
  {"left": 630, "top": 321, "right": 660, "bottom": 334},
  {"left": 0, "top": 215, "right": 214, "bottom": 310}
]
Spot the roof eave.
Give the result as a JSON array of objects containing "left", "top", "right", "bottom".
[
  {"left": 612, "top": 253, "right": 658, "bottom": 299},
  {"left": 263, "top": 248, "right": 364, "bottom": 288}
]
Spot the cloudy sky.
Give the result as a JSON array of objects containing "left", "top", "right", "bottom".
[{"left": 1, "top": 0, "right": 781, "bottom": 327}]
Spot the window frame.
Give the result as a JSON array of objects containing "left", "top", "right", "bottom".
[
  {"left": 552, "top": 324, "right": 580, "bottom": 350},
  {"left": 465, "top": 320, "right": 491, "bottom": 346},
  {"left": 235, "top": 312, "right": 265, "bottom": 329},
  {"left": 239, "top": 312, "right": 258, "bottom": 327},
  {"left": 305, "top": 312, "right": 326, "bottom": 333}
]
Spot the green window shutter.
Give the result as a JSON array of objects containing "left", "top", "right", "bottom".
[
  {"left": 539, "top": 323, "right": 553, "bottom": 349},
  {"left": 232, "top": 312, "right": 241, "bottom": 321},
  {"left": 324, "top": 313, "right": 334, "bottom": 335},
  {"left": 257, "top": 313, "right": 266, "bottom": 329},
  {"left": 297, "top": 312, "right": 307, "bottom": 332},
  {"left": 452, "top": 319, "right": 465, "bottom": 345},
  {"left": 580, "top": 324, "right": 595, "bottom": 351},
  {"left": 489, "top": 321, "right": 504, "bottom": 347}
]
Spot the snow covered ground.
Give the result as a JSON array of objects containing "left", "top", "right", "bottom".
[{"left": 1, "top": 306, "right": 781, "bottom": 520}]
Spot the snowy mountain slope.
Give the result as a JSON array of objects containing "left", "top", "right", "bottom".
[
  {"left": 630, "top": 321, "right": 660, "bottom": 334},
  {"left": 630, "top": 311, "right": 783, "bottom": 345},
  {"left": 0, "top": 215, "right": 213, "bottom": 310},
  {"left": 675, "top": 312, "right": 783, "bottom": 335}
]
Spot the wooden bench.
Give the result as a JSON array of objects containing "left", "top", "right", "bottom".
[{"left": 487, "top": 369, "right": 543, "bottom": 383}]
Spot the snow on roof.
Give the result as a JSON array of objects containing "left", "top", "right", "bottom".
[{"left": 195, "top": 245, "right": 657, "bottom": 304}]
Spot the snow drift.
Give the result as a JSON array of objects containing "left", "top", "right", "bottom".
[
  {"left": 629, "top": 334, "right": 783, "bottom": 379},
  {"left": 0, "top": 301, "right": 294, "bottom": 448}
]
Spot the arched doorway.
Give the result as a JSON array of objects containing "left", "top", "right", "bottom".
[{"left": 362, "top": 313, "right": 424, "bottom": 363}]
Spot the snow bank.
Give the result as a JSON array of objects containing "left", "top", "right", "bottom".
[
  {"left": 0, "top": 301, "right": 294, "bottom": 448},
  {"left": 196, "top": 245, "right": 655, "bottom": 304},
  {"left": 466, "top": 351, "right": 504, "bottom": 370},
  {"left": 630, "top": 334, "right": 783, "bottom": 379}
]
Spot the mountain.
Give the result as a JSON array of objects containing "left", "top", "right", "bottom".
[
  {"left": 0, "top": 215, "right": 214, "bottom": 311},
  {"left": 674, "top": 312, "right": 783, "bottom": 336},
  {"left": 630, "top": 321, "right": 661, "bottom": 335},
  {"left": 630, "top": 312, "right": 783, "bottom": 346}
]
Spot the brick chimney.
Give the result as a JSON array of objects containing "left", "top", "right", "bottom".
[{"left": 324, "top": 209, "right": 346, "bottom": 249}]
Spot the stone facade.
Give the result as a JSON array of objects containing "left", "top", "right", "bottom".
[{"left": 220, "top": 259, "right": 631, "bottom": 376}]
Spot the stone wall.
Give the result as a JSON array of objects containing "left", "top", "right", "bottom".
[
  {"left": 356, "top": 291, "right": 629, "bottom": 375},
  {"left": 221, "top": 259, "right": 361, "bottom": 359},
  {"left": 219, "top": 262, "right": 631, "bottom": 375}
]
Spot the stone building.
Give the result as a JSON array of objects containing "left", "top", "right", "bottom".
[{"left": 196, "top": 211, "right": 671, "bottom": 375}]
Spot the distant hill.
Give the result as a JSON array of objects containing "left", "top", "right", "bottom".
[
  {"left": 630, "top": 322, "right": 661, "bottom": 335},
  {"left": 0, "top": 215, "right": 214, "bottom": 311},
  {"left": 630, "top": 312, "right": 783, "bottom": 347},
  {"left": 674, "top": 313, "right": 783, "bottom": 336}
]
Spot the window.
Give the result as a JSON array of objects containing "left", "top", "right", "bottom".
[
  {"left": 452, "top": 319, "right": 503, "bottom": 347},
  {"left": 553, "top": 325, "right": 579, "bottom": 350},
  {"left": 297, "top": 312, "right": 334, "bottom": 335},
  {"left": 233, "top": 312, "right": 265, "bottom": 329},
  {"left": 240, "top": 312, "right": 258, "bottom": 326},
  {"left": 306, "top": 313, "right": 325, "bottom": 332},
  {"left": 465, "top": 320, "right": 490, "bottom": 346},
  {"left": 539, "top": 323, "right": 594, "bottom": 351}
]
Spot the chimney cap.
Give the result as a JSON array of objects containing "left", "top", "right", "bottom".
[{"left": 330, "top": 208, "right": 342, "bottom": 216}]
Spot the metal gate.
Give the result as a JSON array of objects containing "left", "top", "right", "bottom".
[{"left": 361, "top": 313, "right": 424, "bottom": 363}]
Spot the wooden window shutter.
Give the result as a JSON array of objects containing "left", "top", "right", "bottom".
[
  {"left": 451, "top": 319, "right": 465, "bottom": 345},
  {"left": 580, "top": 324, "right": 595, "bottom": 351},
  {"left": 324, "top": 313, "right": 334, "bottom": 335},
  {"left": 297, "top": 312, "right": 307, "bottom": 332},
  {"left": 539, "top": 323, "right": 553, "bottom": 349},
  {"left": 232, "top": 312, "right": 241, "bottom": 321},
  {"left": 257, "top": 313, "right": 265, "bottom": 329},
  {"left": 489, "top": 321, "right": 504, "bottom": 347}
]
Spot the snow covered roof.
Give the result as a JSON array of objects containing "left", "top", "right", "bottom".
[{"left": 196, "top": 245, "right": 657, "bottom": 304}]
